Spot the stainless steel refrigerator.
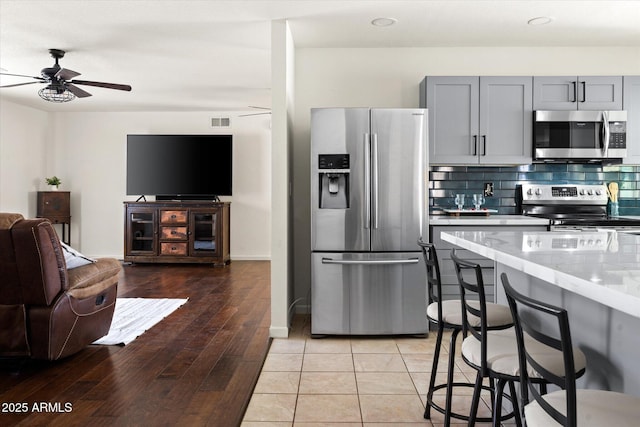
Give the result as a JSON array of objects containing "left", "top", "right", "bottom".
[{"left": 310, "top": 108, "right": 428, "bottom": 335}]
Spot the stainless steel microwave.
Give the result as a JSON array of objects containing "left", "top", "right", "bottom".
[{"left": 533, "top": 110, "right": 627, "bottom": 162}]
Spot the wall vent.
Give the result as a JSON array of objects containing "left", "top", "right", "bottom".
[{"left": 211, "top": 117, "right": 231, "bottom": 128}]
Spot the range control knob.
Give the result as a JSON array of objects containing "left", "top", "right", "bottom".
[
  {"left": 580, "top": 189, "right": 586, "bottom": 195},
  {"left": 535, "top": 188, "right": 542, "bottom": 196},
  {"left": 587, "top": 189, "right": 594, "bottom": 195},
  {"left": 527, "top": 188, "right": 533, "bottom": 196},
  {"left": 595, "top": 189, "right": 602, "bottom": 195}
]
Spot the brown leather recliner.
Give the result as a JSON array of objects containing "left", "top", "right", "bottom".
[{"left": 0, "top": 212, "right": 120, "bottom": 360}]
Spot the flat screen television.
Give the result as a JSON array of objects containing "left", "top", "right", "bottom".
[{"left": 126, "top": 134, "right": 232, "bottom": 200}]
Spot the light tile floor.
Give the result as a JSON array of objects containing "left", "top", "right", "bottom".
[{"left": 241, "top": 315, "right": 517, "bottom": 426}]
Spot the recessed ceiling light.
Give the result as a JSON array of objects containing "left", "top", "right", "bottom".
[
  {"left": 371, "top": 17, "right": 397, "bottom": 27},
  {"left": 528, "top": 16, "right": 553, "bottom": 26}
]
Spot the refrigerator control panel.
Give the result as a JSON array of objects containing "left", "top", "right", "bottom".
[{"left": 319, "top": 154, "right": 350, "bottom": 170}]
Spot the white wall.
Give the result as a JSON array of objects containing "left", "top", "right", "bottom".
[
  {"left": 292, "top": 46, "right": 640, "bottom": 312},
  {"left": 0, "top": 100, "right": 50, "bottom": 215},
  {"left": 270, "top": 20, "right": 295, "bottom": 338},
  {"left": 0, "top": 104, "right": 271, "bottom": 260}
]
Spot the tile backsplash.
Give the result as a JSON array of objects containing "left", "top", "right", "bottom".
[{"left": 430, "top": 163, "right": 640, "bottom": 216}]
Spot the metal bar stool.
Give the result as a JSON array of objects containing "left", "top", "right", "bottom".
[
  {"left": 418, "top": 240, "right": 513, "bottom": 425},
  {"left": 452, "top": 250, "right": 522, "bottom": 426},
  {"left": 454, "top": 252, "right": 587, "bottom": 426},
  {"left": 503, "top": 273, "right": 640, "bottom": 427}
]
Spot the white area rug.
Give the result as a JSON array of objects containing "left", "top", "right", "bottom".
[{"left": 93, "top": 298, "right": 188, "bottom": 345}]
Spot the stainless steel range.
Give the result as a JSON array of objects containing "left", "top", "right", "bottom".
[{"left": 518, "top": 183, "right": 640, "bottom": 232}]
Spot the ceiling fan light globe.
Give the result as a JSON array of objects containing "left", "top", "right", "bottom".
[{"left": 38, "top": 85, "right": 75, "bottom": 103}]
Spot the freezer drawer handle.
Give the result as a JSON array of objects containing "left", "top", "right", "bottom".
[{"left": 321, "top": 257, "right": 419, "bottom": 265}]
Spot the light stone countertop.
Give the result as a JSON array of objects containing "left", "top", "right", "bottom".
[
  {"left": 441, "top": 230, "right": 640, "bottom": 318},
  {"left": 430, "top": 214, "right": 550, "bottom": 226}
]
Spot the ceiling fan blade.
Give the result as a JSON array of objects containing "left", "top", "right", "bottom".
[
  {"left": 66, "top": 83, "right": 92, "bottom": 98},
  {"left": 69, "top": 79, "right": 131, "bottom": 91},
  {"left": 0, "top": 72, "right": 42, "bottom": 79},
  {"left": 0, "top": 72, "right": 47, "bottom": 83},
  {"left": 240, "top": 105, "right": 272, "bottom": 116},
  {"left": 0, "top": 81, "right": 41, "bottom": 88},
  {"left": 55, "top": 68, "right": 81, "bottom": 81},
  {"left": 239, "top": 112, "right": 272, "bottom": 117}
]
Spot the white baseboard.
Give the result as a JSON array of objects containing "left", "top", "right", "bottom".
[
  {"left": 269, "top": 325, "right": 289, "bottom": 338},
  {"left": 87, "top": 254, "right": 122, "bottom": 260},
  {"left": 230, "top": 255, "right": 271, "bottom": 261}
]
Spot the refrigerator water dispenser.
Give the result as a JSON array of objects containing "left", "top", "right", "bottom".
[{"left": 318, "top": 154, "right": 350, "bottom": 209}]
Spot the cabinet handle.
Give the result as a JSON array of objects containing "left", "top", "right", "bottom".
[
  {"left": 472, "top": 135, "right": 478, "bottom": 155},
  {"left": 171, "top": 214, "right": 176, "bottom": 219},
  {"left": 581, "top": 81, "right": 586, "bottom": 103},
  {"left": 171, "top": 230, "right": 177, "bottom": 234},
  {"left": 482, "top": 135, "right": 487, "bottom": 156},
  {"left": 572, "top": 81, "right": 577, "bottom": 102}
]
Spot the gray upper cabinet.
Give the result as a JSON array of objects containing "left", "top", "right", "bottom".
[
  {"left": 623, "top": 76, "right": 640, "bottom": 165},
  {"left": 480, "top": 77, "right": 533, "bottom": 164},
  {"left": 422, "top": 76, "right": 479, "bottom": 164},
  {"left": 533, "top": 76, "right": 623, "bottom": 110},
  {"left": 421, "top": 76, "right": 532, "bottom": 165}
]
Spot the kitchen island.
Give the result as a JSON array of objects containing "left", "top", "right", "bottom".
[
  {"left": 430, "top": 214, "right": 549, "bottom": 226},
  {"left": 429, "top": 215, "right": 550, "bottom": 301},
  {"left": 441, "top": 229, "right": 640, "bottom": 396}
]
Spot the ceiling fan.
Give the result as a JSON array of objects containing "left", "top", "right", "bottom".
[
  {"left": 0, "top": 48, "right": 132, "bottom": 102},
  {"left": 239, "top": 106, "right": 271, "bottom": 117}
]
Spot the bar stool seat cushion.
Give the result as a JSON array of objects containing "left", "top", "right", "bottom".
[
  {"left": 524, "top": 389, "right": 640, "bottom": 426},
  {"left": 461, "top": 328, "right": 586, "bottom": 377},
  {"left": 427, "top": 300, "right": 512, "bottom": 327}
]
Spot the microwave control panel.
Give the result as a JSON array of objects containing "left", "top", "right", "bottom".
[{"left": 610, "top": 121, "right": 627, "bottom": 148}]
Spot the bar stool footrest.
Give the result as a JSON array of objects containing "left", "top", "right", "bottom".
[{"left": 425, "top": 382, "right": 517, "bottom": 423}]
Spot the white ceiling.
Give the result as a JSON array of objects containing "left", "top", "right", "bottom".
[{"left": 1, "top": 0, "right": 639, "bottom": 112}]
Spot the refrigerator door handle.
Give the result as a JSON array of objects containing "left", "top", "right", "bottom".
[
  {"left": 321, "top": 257, "right": 420, "bottom": 265},
  {"left": 364, "top": 133, "right": 371, "bottom": 229},
  {"left": 372, "top": 133, "right": 379, "bottom": 229}
]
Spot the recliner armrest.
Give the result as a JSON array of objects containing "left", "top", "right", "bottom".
[
  {"left": 0, "top": 213, "right": 24, "bottom": 230},
  {"left": 66, "top": 258, "right": 121, "bottom": 299}
]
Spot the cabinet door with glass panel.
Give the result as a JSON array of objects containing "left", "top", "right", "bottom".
[
  {"left": 126, "top": 207, "right": 157, "bottom": 255},
  {"left": 189, "top": 208, "right": 220, "bottom": 257}
]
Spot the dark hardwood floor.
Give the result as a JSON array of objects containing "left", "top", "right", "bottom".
[{"left": 0, "top": 261, "right": 272, "bottom": 427}]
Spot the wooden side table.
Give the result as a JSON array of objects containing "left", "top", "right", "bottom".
[{"left": 37, "top": 191, "right": 71, "bottom": 244}]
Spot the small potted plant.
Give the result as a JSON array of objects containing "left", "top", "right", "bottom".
[{"left": 45, "top": 176, "right": 62, "bottom": 191}]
